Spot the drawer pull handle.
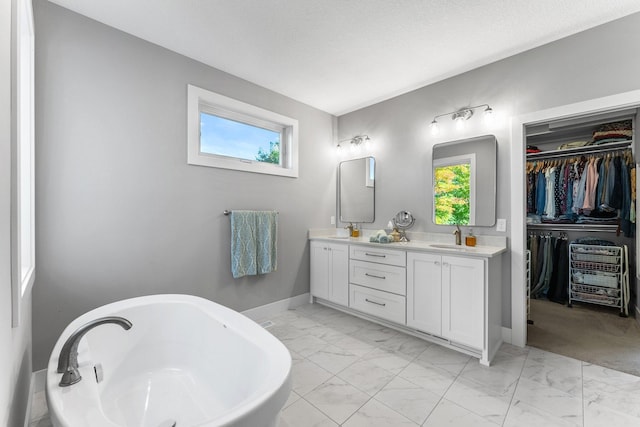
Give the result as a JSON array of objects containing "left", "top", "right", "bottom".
[
  {"left": 365, "top": 298, "right": 386, "bottom": 307},
  {"left": 365, "top": 273, "right": 386, "bottom": 280},
  {"left": 365, "top": 253, "right": 386, "bottom": 258}
]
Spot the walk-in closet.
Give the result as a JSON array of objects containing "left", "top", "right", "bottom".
[{"left": 525, "top": 108, "right": 640, "bottom": 376}]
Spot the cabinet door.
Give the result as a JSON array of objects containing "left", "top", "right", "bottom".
[
  {"left": 442, "top": 255, "right": 485, "bottom": 349},
  {"left": 310, "top": 241, "right": 329, "bottom": 300},
  {"left": 328, "top": 243, "right": 349, "bottom": 306},
  {"left": 407, "top": 252, "right": 442, "bottom": 336}
]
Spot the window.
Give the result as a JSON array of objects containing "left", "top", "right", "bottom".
[
  {"left": 11, "top": 0, "right": 35, "bottom": 327},
  {"left": 433, "top": 154, "right": 476, "bottom": 225},
  {"left": 187, "top": 84, "right": 298, "bottom": 177}
]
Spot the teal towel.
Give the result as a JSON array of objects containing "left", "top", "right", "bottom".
[{"left": 230, "top": 210, "right": 278, "bottom": 278}]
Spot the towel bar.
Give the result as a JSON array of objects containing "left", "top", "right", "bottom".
[{"left": 223, "top": 210, "right": 278, "bottom": 216}]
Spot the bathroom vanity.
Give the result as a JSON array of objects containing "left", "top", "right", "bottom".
[{"left": 309, "top": 233, "right": 506, "bottom": 365}]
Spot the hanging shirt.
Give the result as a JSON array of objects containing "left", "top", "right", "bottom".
[
  {"left": 545, "top": 167, "right": 556, "bottom": 218},
  {"left": 573, "top": 162, "right": 588, "bottom": 213},
  {"left": 582, "top": 158, "right": 599, "bottom": 213}
]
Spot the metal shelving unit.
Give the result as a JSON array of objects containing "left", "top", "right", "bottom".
[{"left": 569, "top": 243, "right": 628, "bottom": 316}]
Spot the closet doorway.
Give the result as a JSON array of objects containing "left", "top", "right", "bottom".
[{"left": 511, "top": 91, "right": 640, "bottom": 377}]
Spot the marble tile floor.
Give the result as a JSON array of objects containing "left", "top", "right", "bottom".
[{"left": 29, "top": 302, "right": 640, "bottom": 427}]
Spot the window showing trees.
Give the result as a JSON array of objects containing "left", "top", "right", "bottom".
[
  {"left": 199, "top": 112, "right": 281, "bottom": 164},
  {"left": 187, "top": 85, "right": 298, "bottom": 177}
]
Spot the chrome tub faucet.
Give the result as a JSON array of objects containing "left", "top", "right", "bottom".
[{"left": 56, "top": 316, "right": 132, "bottom": 387}]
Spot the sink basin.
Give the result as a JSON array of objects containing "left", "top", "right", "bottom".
[
  {"left": 328, "top": 236, "right": 349, "bottom": 239},
  {"left": 429, "top": 244, "right": 475, "bottom": 251}
]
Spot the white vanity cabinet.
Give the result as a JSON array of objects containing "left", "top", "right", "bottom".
[
  {"left": 407, "top": 252, "right": 484, "bottom": 349},
  {"left": 310, "top": 241, "right": 349, "bottom": 306},
  {"left": 309, "top": 236, "right": 505, "bottom": 365}
]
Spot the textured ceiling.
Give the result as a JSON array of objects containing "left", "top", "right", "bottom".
[{"left": 48, "top": 0, "right": 640, "bottom": 115}]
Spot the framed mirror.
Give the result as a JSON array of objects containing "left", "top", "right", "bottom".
[
  {"left": 339, "top": 157, "right": 375, "bottom": 223},
  {"left": 432, "top": 135, "right": 496, "bottom": 226}
]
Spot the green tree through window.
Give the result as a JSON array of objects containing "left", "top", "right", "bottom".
[
  {"left": 256, "top": 141, "right": 280, "bottom": 164},
  {"left": 434, "top": 163, "right": 471, "bottom": 225}
]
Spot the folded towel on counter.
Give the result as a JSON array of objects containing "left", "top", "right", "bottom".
[
  {"left": 369, "top": 229, "right": 392, "bottom": 243},
  {"left": 230, "top": 210, "right": 278, "bottom": 278}
]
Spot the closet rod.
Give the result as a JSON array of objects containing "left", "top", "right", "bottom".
[
  {"left": 526, "top": 141, "right": 632, "bottom": 160},
  {"left": 527, "top": 223, "right": 621, "bottom": 235}
]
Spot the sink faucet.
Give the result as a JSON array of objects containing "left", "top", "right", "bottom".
[
  {"left": 345, "top": 222, "right": 354, "bottom": 237},
  {"left": 453, "top": 224, "right": 462, "bottom": 245},
  {"left": 56, "top": 316, "right": 132, "bottom": 387}
]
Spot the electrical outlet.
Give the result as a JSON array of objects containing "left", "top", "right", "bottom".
[
  {"left": 330, "top": 216, "right": 335, "bottom": 225},
  {"left": 496, "top": 218, "right": 506, "bottom": 232}
]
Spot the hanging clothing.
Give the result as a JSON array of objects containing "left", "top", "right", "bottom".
[
  {"left": 525, "top": 150, "right": 634, "bottom": 234},
  {"left": 547, "top": 238, "right": 569, "bottom": 304}
]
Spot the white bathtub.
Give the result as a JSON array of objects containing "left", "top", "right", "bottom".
[{"left": 46, "top": 294, "right": 292, "bottom": 427}]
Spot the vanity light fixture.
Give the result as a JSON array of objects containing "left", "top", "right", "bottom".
[
  {"left": 430, "top": 104, "right": 494, "bottom": 135},
  {"left": 336, "top": 134, "right": 371, "bottom": 151}
]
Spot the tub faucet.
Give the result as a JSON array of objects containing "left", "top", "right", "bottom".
[
  {"left": 56, "top": 316, "right": 132, "bottom": 387},
  {"left": 453, "top": 224, "right": 462, "bottom": 245}
]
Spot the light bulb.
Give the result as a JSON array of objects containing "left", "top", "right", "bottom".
[
  {"left": 484, "top": 106, "right": 494, "bottom": 125},
  {"left": 429, "top": 120, "right": 439, "bottom": 136},
  {"left": 455, "top": 117, "right": 465, "bottom": 131}
]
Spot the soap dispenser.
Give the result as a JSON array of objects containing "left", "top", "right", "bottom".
[
  {"left": 465, "top": 229, "right": 477, "bottom": 247},
  {"left": 352, "top": 224, "right": 360, "bottom": 238}
]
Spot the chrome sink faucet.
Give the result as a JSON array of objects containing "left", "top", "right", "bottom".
[
  {"left": 57, "top": 316, "right": 132, "bottom": 387},
  {"left": 453, "top": 224, "right": 462, "bottom": 245}
]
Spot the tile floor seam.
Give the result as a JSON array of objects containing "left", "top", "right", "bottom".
[
  {"left": 335, "top": 393, "right": 375, "bottom": 426},
  {"left": 299, "top": 374, "right": 367, "bottom": 426},
  {"left": 419, "top": 350, "right": 472, "bottom": 426},
  {"left": 500, "top": 345, "right": 530, "bottom": 427},
  {"left": 369, "top": 394, "right": 423, "bottom": 426}
]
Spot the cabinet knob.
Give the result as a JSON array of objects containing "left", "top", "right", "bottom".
[
  {"left": 443, "top": 262, "right": 449, "bottom": 267},
  {"left": 434, "top": 261, "right": 441, "bottom": 266}
]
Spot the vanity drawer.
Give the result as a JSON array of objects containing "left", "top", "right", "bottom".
[
  {"left": 350, "top": 260, "right": 406, "bottom": 295},
  {"left": 350, "top": 284, "right": 406, "bottom": 324},
  {"left": 349, "top": 246, "right": 406, "bottom": 267}
]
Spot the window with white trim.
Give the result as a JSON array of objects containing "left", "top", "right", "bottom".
[
  {"left": 187, "top": 85, "right": 298, "bottom": 178},
  {"left": 11, "top": 0, "right": 35, "bottom": 327}
]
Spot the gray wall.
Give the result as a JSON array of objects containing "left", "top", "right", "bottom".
[
  {"left": 32, "top": 1, "right": 336, "bottom": 369},
  {"left": 338, "top": 12, "right": 640, "bottom": 327},
  {"left": 1, "top": 0, "right": 33, "bottom": 425}
]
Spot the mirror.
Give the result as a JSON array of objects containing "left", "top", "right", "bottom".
[
  {"left": 339, "top": 157, "right": 375, "bottom": 223},
  {"left": 432, "top": 135, "right": 496, "bottom": 226}
]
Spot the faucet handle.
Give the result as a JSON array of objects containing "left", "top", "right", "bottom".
[{"left": 60, "top": 366, "right": 82, "bottom": 387}]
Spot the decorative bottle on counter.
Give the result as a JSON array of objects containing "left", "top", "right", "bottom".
[{"left": 465, "top": 229, "right": 476, "bottom": 247}]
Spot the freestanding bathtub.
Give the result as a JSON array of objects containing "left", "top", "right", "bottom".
[{"left": 46, "top": 294, "right": 292, "bottom": 427}]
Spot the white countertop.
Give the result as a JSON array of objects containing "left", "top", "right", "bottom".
[{"left": 309, "top": 230, "right": 507, "bottom": 258}]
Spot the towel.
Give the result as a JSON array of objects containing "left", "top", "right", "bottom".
[
  {"left": 230, "top": 210, "right": 278, "bottom": 278},
  {"left": 369, "top": 229, "right": 392, "bottom": 244}
]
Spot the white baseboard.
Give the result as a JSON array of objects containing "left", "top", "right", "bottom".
[
  {"left": 33, "top": 369, "right": 46, "bottom": 393},
  {"left": 241, "top": 293, "right": 310, "bottom": 322},
  {"left": 502, "top": 327, "right": 512, "bottom": 345},
  {"left": 24, "top": 370, "right": 47, "bottom": 427}
]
